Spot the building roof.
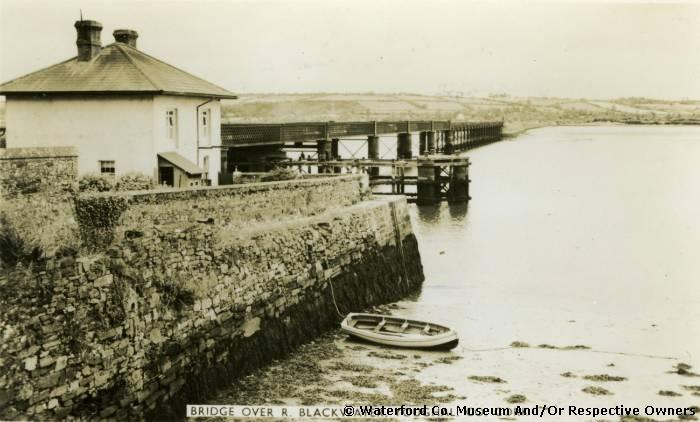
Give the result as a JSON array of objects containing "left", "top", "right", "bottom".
[
  {"left": 158, "top": 152, "right": 203, "bottom": 175},
  {"left": 0, "top": 43, "right": 237, "bottom": 99}
]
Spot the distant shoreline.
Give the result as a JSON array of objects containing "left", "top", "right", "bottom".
[{"left": 503, "top": 120, "right": 700, "bottom": 138}]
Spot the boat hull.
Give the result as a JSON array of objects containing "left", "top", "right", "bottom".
[
  {"left": 346, "top": 333, "right": 459, "bottom": 351},
  {"left": 340, "top": 313, "right": 459, "bottom": 350}
]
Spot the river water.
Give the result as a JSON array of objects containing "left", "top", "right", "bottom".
[
  {"left": 212, "top": 125, "right": 700, "bottom": 418},
  {"left": 412, "top": 125, "right": 700, "bottom": 354}
]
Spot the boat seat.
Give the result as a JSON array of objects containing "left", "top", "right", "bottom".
[
  {"left": 374, "top": 319, "right": 387, "bottom": 332},
  {"left": 399, "top": 321, "right": 409, "bottom": 333},
  {"left": 423, "top": 324, "right": 431, "bottom": 334}
]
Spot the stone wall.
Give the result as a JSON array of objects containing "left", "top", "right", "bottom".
[
  {"left": 0, "top": 147, "right": 77, "bottom": 197},
  {"left": 0, "top": 190, "right": 423, "bottom": 419},
  {"left": 120, "top": 174, "right": 369, "bottom": 228}
]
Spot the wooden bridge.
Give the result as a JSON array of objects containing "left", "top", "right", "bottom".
[{"left": 219, "top": 120, "right": 504, "bottom": 205}]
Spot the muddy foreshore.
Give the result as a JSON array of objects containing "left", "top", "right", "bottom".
[{"left": 204, "top": 302, "right": 699, "bottom": 422}]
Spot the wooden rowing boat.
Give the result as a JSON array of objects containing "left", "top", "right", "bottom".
[{"left": 340, "top": 313, "right": 459, "bottom": 350}]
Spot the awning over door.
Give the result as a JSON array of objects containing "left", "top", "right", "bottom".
[{"left": 157, "top": 152, "right": 203, "bottom": 175}]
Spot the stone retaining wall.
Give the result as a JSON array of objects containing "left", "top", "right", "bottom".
[
  {"left": 0, "top": 194, "right": 423, "bottom": 420},
  {"left": 0, "top": 147, "right": 77, "bottom": 197}
]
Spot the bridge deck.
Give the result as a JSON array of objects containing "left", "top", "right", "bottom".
[{"left": 221, "top": 120, "right": 503, "bottom": 147}]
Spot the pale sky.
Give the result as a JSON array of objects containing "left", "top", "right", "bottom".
[{"left": 1, "top": 0, "right": 699, "bottom": 99}]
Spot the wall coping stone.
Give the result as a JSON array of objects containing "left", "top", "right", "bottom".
[
  {"left": 82, "top": 174, "right": 367, "bottom": 202},
  {"left": 0, "top": 146, "right": 78, "bottom": 159}
]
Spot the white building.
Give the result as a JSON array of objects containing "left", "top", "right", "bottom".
[{"left": 0, "top": 20, "right": 237, "bottom": 187}]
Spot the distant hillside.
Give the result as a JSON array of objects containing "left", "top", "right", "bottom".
[{"left": 221, "top": 94, "right": 700, "bottom": 134}]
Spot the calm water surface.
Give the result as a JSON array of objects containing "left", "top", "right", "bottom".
[
  {"left": 390, "top": 125, "right": 700, "bottom": 410},
  {"left": 408, "top": 125, "right": 700, "bottom": 357}
]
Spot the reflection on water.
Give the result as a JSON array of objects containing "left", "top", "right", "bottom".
[
  {"left": 415, "top": 203, "right": 469, "bottom": 224},
  {"left": 447, "top": 204, "right": 468, "bottom": 221}
]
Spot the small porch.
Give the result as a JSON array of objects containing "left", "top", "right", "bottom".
[{"left": 157, "top": 152, "right": 205, "bottom": 188}]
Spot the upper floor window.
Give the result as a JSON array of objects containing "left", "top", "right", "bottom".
[
  {"left": 166, "top": 109, "right": 178, "bottom": 146},
  {"left": 100, "top": 160, "right": 115, "bottom": 177},
  {"left": 200, "top": 109, "right": 211, "bottom": 144}
]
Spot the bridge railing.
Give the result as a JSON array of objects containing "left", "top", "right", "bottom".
[{"left": 220, "top": 120, "right": 503, "bottom": 147}]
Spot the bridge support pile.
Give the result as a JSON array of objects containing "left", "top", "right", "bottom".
[
  {"left": 397, "top": 132, "right": 413, "bottom": 159},
  {"left": 416, "top": 156, "right": 470, "bottom": 205},
  {"left": 367, "top": 135, "right": 380, "bottom": 176}
]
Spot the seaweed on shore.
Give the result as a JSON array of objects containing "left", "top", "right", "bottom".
[
  {"left": 346, "top": 345, "right": 368, "bottom": 351},
  {"left": 327, "top": 361, "right": 374, "bottom": 372},
  {"left": 582, "top": 374, "right": 627, "bottom": 382},
  {"left": 468, "top": 375, "right": 506, "bottom": 384},
  {"left": 368, "top": 350, "right": 408, "bottom": 360},
  {"left": 341, "top": 375, "right": 381, "bottom": 389},
  {"left": 391, "top": 379, "right": 456, "bottom": 404},
  {"left": 435, "top": 355, "right": 463, "bottom": 364},
  {"left": 681, "top": 386, "right": 700, "bottom": 397},
  {"left": 658, "top": 390, "right": 682, "bottom": 397},
  {"left": 207, "top": 333, "right": 344, "bottom": 406},
  {"left": 582, "top": 386, "right": 613, "bottom": 395},
  {"left": 329, "top": 378, "right": 457, "bottom": 406},
  {"left": 670, "top": 363, "right": 700, "bottom": 377},
  {"left": 562, "top": 344, "right": 591, "bottom": 350},
  {"left": 538, "top": 343, "right": 590, "bottom": 350},
  {"left": 505, "top": 394, "right": 527, "bottom": 404}
]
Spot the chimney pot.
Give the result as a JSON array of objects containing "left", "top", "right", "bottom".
[
  {"left": 113, "top": 29, "right": 138, "bottom": 48},
  {"left": 74, "top": 20, "right": 103, "bottom": 61}
]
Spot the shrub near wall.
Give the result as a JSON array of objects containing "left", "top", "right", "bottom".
[{"left": 78, "top": 173, "right": 156, "bottom": 193}]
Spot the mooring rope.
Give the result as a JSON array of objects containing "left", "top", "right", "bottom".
[
  {"left": 327, "top": 277, "right": 345, "bottom": 319},
  {"left": 326, "top": 202, "right": 408, "bottom": 321},
  {"left": 390, "top": 201, "right": 410, "bottom": 286}
]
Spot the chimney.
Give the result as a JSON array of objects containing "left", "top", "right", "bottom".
[
  {"left": 74, "top": 20, "right": 103, "bottom": 61},
  {"left": 113, "top": 29, "right": 138, "bottom": 48}
]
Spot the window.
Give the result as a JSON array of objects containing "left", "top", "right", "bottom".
[
  {"left": 100, "top": 160, "right": 115, "bottom": 177},
  {"left": 200, "top": 109, "right": 210, "bottom": 144},
  {"left": 166, "top": 109, "right": 178, "bottom": 146}
]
